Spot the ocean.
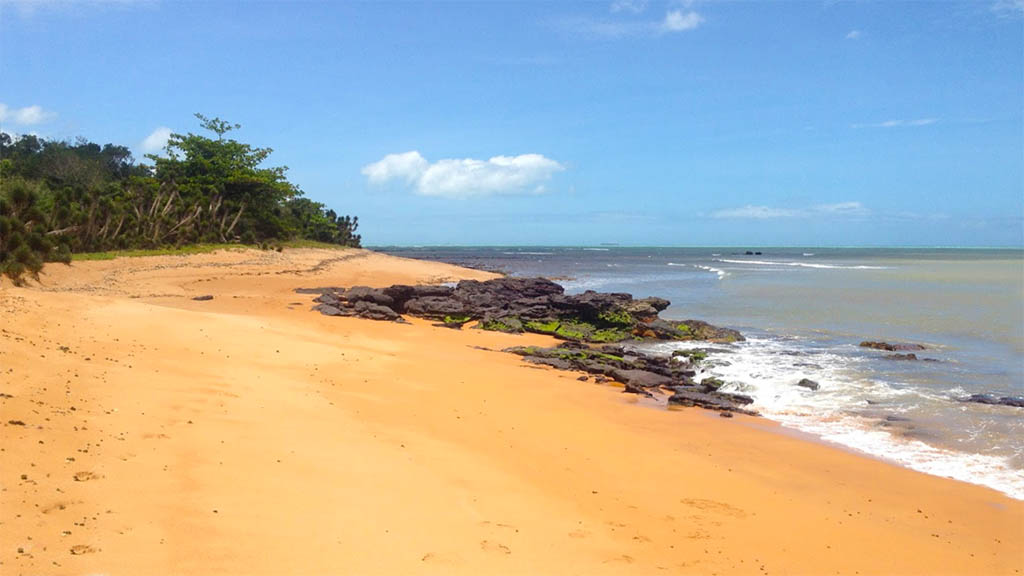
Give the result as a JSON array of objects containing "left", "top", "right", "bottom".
[{"left": 378, "top": 246, "right": 1024, "bottom": 500}]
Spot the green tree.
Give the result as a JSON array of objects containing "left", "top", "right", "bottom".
[{"left": 0, "top": 180, "right": 69, "bottom": 285}]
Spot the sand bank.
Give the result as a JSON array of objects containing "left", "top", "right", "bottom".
[{"left": 1, "top": 248, "right": 1021, "bottom": 575}]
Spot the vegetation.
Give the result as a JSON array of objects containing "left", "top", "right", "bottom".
[{"left": 0, "top": 114, "right": 360, "bottom": 285}]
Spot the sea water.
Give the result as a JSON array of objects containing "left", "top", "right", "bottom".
[{"left": 379, "top": 246, "right": 1024, "bottom": 499}]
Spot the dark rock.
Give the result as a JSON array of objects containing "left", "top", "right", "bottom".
[
  {"left": 294, "top": 287, "right": 345, "bottom": 295},
  {"left": 313, "top": 304, "right": 345, "bottom": 317},
  {"left": 622, "top": 381, "right": 656, "bottom": 398},
  {"left": 524, "top": 357, "right": 574, "bottom": 371},
  {"left": 700, "top": 377, "right": 726, "bottom": 392},
  {"left": 382, "top": 284, "right": 454, "bottom": 311},
  {"left": 192, "top": 295, "right": 214, "bottom": 301},
  {"left": 313, "top": 293, "right": 341, "bottom": 306},
  {"left": 960, "top": 394, "right": 1024, "bottom": 408},
  {"left": 352, "top": 301, "right": 402, "bottom": 321},
  {"left": 8, "top": 420, "right": 26, "bottom": 426},
  {"left": 300, "top": 277, "right": 743, "bottom": 346},
  {"left": 719, "top": 411, "right": 734, "bottom": 418},
  {"left": 610, "top": 369, "right": 674, "bottom": 389},
  {"left": 577, "top": 375, "right": 589, "bottom": 382},
  {"left": 860, "top": 341, "right": 927, "bottom": 352},
  {"left": 405, "top": 296, "right": 466, "bottom": 318},
  {"left": 344, "top": 286, "right": 395, "bottom": 307},
  {"left": 885, "top": 353, "right": 918, "bottom": 361},
  {"left": 667, "top": 389, "right": 757, "bottom": 415},
  {"left": 796, "top": 378, "right": 820, "bottom": 391}
]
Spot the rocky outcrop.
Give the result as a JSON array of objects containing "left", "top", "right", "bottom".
[
  {"left": 503, "top": 342, "right": 758, "bottom": 415},
  {"left": 860, "top": 341, "right": 927, "bottom": 352},
  {"left": 299, "top": 277, "right": 744, "bottom": 344},
  {"left": 959, "top": 394, "right": 1024, "bottom": 408}
]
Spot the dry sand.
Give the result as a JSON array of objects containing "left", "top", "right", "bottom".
[{"left": 1, "top": 247, "right": 1021, "bottom": 575}]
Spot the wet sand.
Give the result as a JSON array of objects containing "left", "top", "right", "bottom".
[{"left": 1, "top": 247, "right": 1021, "bottom": 575}]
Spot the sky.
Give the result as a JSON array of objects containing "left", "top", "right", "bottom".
[{"left": 1, "top": 0, "right": 1022, "bottom": 247}]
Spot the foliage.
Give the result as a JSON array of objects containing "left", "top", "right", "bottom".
[
  {"left": 0, "top": 180, "right": 70, "bottom": 285},
  {"left": 0, "top": 114, "right": 360, "bottom": 281}
]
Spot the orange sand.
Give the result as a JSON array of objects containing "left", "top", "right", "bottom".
[{"left": 1, "top": 247, "right": 1021, "bottom": 575}]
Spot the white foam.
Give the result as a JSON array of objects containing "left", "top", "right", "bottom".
[
  {"left": 803, "top": 253, "right": 815, "bottom": 256},
  {"left": 582, "top": 248, "right": 610, "bottom": 251},
  {"left": 647, "top": 337, "right": 1024, "bottom": 500},
  {"left": 716, "top": 258, "right": 890, "bottom": 270},
  {"left": 502, "top": 251, "right": 554, "bottom": 255},
  {"left": 694, "top": 264, "right": 728, "bottom": 279}
]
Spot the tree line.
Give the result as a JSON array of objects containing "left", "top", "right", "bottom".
[{"left": 0, "top": 114, "right": 360, "bottom": 285}]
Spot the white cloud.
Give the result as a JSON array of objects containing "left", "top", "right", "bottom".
[
  {"left": 363, "top": 151, "right": 565, "bottom": 199},
  {"left": 362, "top": 151, "right": 429, "bottom": 185},
  {"left": 845, "top": 29, "right": 861, "bottom": 40},
  {"left": 0, "top": 103, "right": 57, "bottom": 126},
  {"left": 852, "top": 118, "right": 938, "bottom": 128},
  {"left": 140, "top": 126, "right": 173, "bottom": 154},
  {"left": 610, "top": 0, "right": 647, "bottom": 13},
  {"left": 815, "top": 201, "right": 870, "bottom": 216},
  {"left": 712, "top": 202, "right": 869, "bottom": 220},
  {"left": 992, "top": 0, "right": 1024, "bottom": 18},
  {"left": 662, "top": 9, "right": 703, "bottom": 32}
]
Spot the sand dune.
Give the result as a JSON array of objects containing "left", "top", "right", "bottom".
[{"left": 1, "top": 247, "right": 1021, "bottom": 575}]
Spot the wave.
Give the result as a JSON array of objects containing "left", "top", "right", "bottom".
[
  {"left": 693, "top": 264, "right": 727, "bottom": 279},
  {"left": 645, "top": 337, "right": 1024, "bottom": 500},
  {"left": 502, "top": 251, "right": 554, "bottom": 256},
  {"left": 803, "top": 253, "right": 815, "bottom": 256},
  {"left": 582, "top": 248, "right": 610, "bottom": 251},
  {"left": 716, "top": 258, "right": 890, "bottom": 270}
]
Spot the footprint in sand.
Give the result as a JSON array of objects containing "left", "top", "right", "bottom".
[
  {"left": 73, "top": 471, "right": 101, "bottom": 482},
  {"left": 679, "top": 498, "right": 748, "bottom": 519},
  {"left": 568, "top": 529, "right": 590, "bottom": 539},
  {"left": 43, "top": 500, "right": 80, "bottom": 514},
  {"left": 479, "top": 540, "right": 511, "bottom": 555},
  {"left": 69, "top": 544, "right": 97, "bottom": 555}
]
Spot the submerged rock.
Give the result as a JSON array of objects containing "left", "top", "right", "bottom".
[
  {"left": 796, "top": 378, "right": 820, "bottom": 390},
  {"left": 860, "top": 341, "right": 927, "bottom": 352},
  {"left": 959, "top": 394, "right": 1024, "bottom": 408},
  {"left": 884, "top": 353, "right": 918, "bottom": 361}
]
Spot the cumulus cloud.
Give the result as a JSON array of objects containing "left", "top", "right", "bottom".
[
  {"left": 712, "top": 202, "right": 869, "bottom": 220},
  {"left": 140, "top": 126, "right": 173, "bottom": 154},
  {"left": 362, "top": 151, "right": 565, "bottom": 199},
  {"left": 845, "top": 29, "right": 861, "bottom": 40},
  {"left": 852, "top": 118, "right": 938, "bottom": 128},
  {"left": 0, "top": 103, "right": 56, "bottom": 126},
  {"left": 662, "top": 9, "right": 703, "bottom": 32}
]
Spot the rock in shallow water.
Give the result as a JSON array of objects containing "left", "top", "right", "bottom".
[
  {"left": 860, "top": 341, "right": 926, "bottom": 352},
  {"left": 796, "top": 378, "right": 820, "bottom": 390},
  {"left": 959, "top": 394, "right": 1024, "bottom": 408}
]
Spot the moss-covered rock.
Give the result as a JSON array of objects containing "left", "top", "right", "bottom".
[{"left": 477, "top": 316, "right": 523, "bottom": 333}]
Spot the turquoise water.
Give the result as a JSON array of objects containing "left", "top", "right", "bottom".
[{"left": 380, "top": 247, "right": 1024, "bottom": 498}]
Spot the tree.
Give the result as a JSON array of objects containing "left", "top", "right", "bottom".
[
  {"left": 149, "top": 113, "right": 300, "bottom": 243},
  {"left": 0, "top": 180, "right": 69, "bottom": 285}
]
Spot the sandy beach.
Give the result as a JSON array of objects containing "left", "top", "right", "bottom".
[{"left": 1, "top": 247, "right": 1021, "bottom": 575}]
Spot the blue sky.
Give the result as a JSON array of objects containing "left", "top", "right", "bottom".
[{"left": 1, "top": 0, "right": 1022, "bottom": 246}]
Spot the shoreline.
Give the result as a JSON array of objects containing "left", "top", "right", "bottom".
[{"left": 1, "top": 247, "right": 1021, "bottom": 574}]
